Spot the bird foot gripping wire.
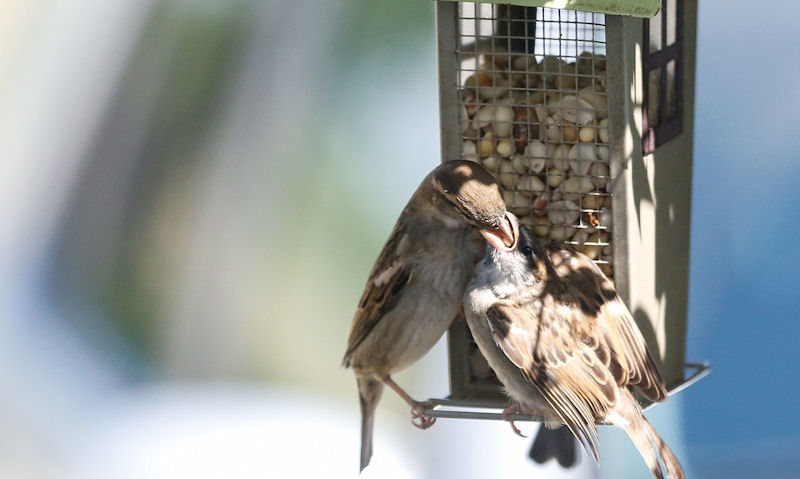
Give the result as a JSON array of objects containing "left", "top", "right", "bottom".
[
  {"left": 381, "top": 376, "right": 437, "bottom": 429},
  {"left": 410, "top": 400, "right": 437, "bottom": 429},
  {"left": 502, "top": 403, "right": 528, "bottom": 437}
]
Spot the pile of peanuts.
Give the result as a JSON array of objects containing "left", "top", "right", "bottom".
[{"left": 459, "top": 50, "right": 613, "bottom": 277}]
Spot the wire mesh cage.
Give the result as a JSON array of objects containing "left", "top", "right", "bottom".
[
  {"left": 457, "top": 5, "right": 612, "bottom": 274},
  {"left": 434, "top": 0, "right": 705, "bottom": 417}
]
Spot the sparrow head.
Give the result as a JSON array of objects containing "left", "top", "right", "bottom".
[
  {"left": 485, "top": 219, "right": 548, "bottom": 284},
  {"left": 429, "top": 160, "right": 517, "bottom": 248}
]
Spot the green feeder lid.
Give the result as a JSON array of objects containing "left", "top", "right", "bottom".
[{"left": 438, "top": 0, "right": 661, "bottom": 18}]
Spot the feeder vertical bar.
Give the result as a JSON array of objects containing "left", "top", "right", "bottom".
[{"left": 437, "top": 1, "right": 462, "bottom": 164}]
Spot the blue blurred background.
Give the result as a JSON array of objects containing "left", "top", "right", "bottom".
[{"left": 0, "top": 0, "right": 797, "bottom": 478}]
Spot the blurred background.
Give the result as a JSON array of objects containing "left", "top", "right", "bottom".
[{"left": 1, "top": 0, "right": 798, "bottom": 478}]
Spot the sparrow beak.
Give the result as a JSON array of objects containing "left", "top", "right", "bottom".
[{"left": 480, "top": 212, "right": 520, "bottom": 252}]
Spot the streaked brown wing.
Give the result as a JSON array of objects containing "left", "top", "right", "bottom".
[
  {"left": 548, "top": 246, "right": 667, "bottom": 401},
  {"left": 342, "top": 224, "right": 412, "bottom": 366},
  {"left": 486, "top": 299, "right": 614, "bottom": 462}
]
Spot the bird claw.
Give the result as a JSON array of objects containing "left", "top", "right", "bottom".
[
  {"left": 410, "top": 401, "right": 436, "bottom": 430},
  {"left": 502, "top": 404, "right": 528, "bottom": 438}
]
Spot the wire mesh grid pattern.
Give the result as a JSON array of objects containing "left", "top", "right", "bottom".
[{"left": 453, "top": 3, "right": 613, "bottom": 394}]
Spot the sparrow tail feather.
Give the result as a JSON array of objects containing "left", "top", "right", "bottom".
[
  {"left": 357, "top": 375, "right": 383, "bottom": 472},
  {"left": 640, "top": 414, "right": 684, "bottom": 479},
  {"left": 615, "top": 390, "right": 683, "bottom": 479},
  {"left": 624, "top": 417, "right": 664, "bottom": 479}
]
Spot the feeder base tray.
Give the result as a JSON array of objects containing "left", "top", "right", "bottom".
[{"left": 424, "top": 361, "right": 709, "bottom": 423}]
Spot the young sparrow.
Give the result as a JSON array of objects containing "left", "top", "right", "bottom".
[
  {"left": 343, "top": 160, "right": 515, "bottom": 472},
  {"left": 465, "top": 215, "right": 683, "bottom": 479}
]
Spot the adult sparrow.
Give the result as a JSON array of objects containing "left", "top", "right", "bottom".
[
  {"left": 343, "top": 160, "right": 515, "bottom": 471},
  {"left": 465, "top": 215, "right": 683, "bottom": 479}
]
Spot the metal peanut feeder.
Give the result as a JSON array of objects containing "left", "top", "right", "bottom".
[{"left": 430, "top": 0, "right": 708, "bottom": 420}]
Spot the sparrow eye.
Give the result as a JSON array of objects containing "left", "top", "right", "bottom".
[{"left": 520, "top": 245, "right": 533, "bottom": 257}]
